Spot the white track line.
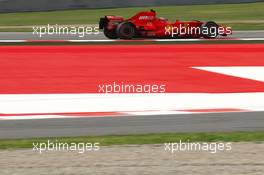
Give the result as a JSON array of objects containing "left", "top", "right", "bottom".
[
  {"left": 151, "top": 39, "right": 202, "bottom": 41},
  {"left": 69, "top": 39, "right": 115, "bottom": 42},
  {"left": 0, "top": 40, "right": 27, "bottom": 42},
  {"left": 240, "top": 38, "right": 264, "bottom": 41},
  {"left": 0, "top": 38, "right": 264, "bottom": 43},
  {"left": 235, "top": 30, "right": 264, "bottom": 33},
  {"left": 194, "top": 66, "right": 264, "bottom": 82}
]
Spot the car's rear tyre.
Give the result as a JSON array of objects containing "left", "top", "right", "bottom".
[
  {"left": 201, "top": 21, "right": 219, "bottom": 39},
  {"left": 116, "top": 22, "right": 136, "bottom": 39},
  {"left": 104, "top": 28, "right": 118, "bottom": 39}
]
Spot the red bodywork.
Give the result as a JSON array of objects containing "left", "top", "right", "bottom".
[{"left": 99, "top": 10, "right": 232, "bottom": 39}]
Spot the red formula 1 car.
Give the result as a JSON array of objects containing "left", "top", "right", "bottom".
[{"left": 99, "top": 9, "right": 232, "bottom": 39}]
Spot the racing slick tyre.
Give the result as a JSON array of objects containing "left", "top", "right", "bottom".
[
  {"left": 201, "top": 21, "right": 219, "bottom": 39},
  {"left": 116, "top": 22, "right": 136, "bottom": 39},
  {"left": 104, "top": 28, "right": 118, "bottom": 39}
]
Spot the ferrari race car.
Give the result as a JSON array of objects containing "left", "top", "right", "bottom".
[{"left": 99, "top": 9, "right": 232, "bottom": 39}]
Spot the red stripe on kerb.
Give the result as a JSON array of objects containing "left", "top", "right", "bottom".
[
  {"left": 26, "top": 40, "right": 70, "bottom": 43},
  {"left": 0, "top": 44, "right": 264, "bottom": 94}
]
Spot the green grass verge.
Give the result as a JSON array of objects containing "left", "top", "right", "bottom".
[
  {"left": 0, "top": 132, "right": 264, "bottom": 149},
  {"left": 0, "top": 28, "right": 32, "bottom": 32},
  {"left": 0, "top": 2, "right": 263, "bottom": 30}
]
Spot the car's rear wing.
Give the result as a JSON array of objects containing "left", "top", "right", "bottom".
[
  {"left": 99, "top": 16, "right": 125, "bottom": 29},
  {"left": 99, "top": 17, "right": 108, "bottom": 29}
]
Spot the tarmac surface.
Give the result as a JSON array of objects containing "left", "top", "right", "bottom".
[{"left": 0, "top": 112, "right": 263, "bottom": 139}]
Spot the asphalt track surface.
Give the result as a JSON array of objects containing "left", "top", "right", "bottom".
[
  {"left": 0, "top": 30, "right": 263, "bottom": 40},
  {"left": 0, "top": 112, "right": 264, "bottom": 139},
  {"left": 0, "top": 44, "right": 263, "bottom": 139}
]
